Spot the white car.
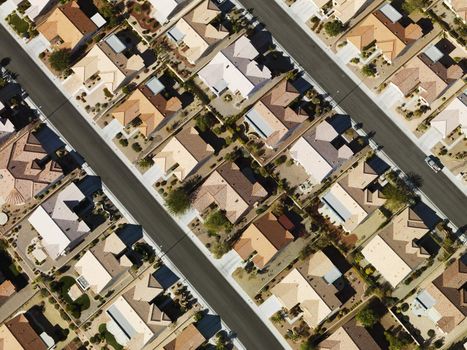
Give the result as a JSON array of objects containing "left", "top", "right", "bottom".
[{"left": 425, "top": 156, "right": 441, "bottom": 173}]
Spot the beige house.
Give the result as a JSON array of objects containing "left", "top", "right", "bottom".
[
  {"left": 234, "top": 212, "right": 294, "bottom": 269},
  {"left": 344, "top": 13, "right": 406, "bottom": 63},
  {"left": 362, "top": 205, "right": 435, "bottom": 287},
  {"left": 319, "top": 158, "right": 387, "bottom": 232},
  {"left": 0, "top": 131, "right": 63, "bottom": 206},
  {"left": 318, "top": 318, "right": 381, "bottom": 350},
  {"left": 272, "top": 268, "right": 333, "bottom": 328},
  {"left": 168, "top": 0, "right": 228, "bottom": 64},
  {"left": 72, "top": 40, "right": 144, "bottom": 92},
  {"left": 112, "top": 79, "right": 182, "bottom": 137},
  {"left": 390, "top": 56, "right": 448, "bottom": 105},
  {"left": 193, "top": 162, "right": 268, "bottom": 223},
  {"left": 38, "top": 1, "right": 97, "bottom": 50},
  {"left": 153, "top": 127, "right": 213, "bottom": 180}
]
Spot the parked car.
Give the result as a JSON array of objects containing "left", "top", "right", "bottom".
[{"left": 425, "top": 156, "right": 442, "bottom": 173}]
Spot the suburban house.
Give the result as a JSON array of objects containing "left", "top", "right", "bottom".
[
  {"left": 444, "top": 0, "right": 467, "bottom": 22},
  {"left": 163, "top": 323, "right": 206, "bottom": 350},
  {"left": 411, "top": 254, "right": 466, "bottom": 335},
  {"left": 244, "top": 79, "right": 307, "bottom": 149},
  {"left": 430, "top": 94, "right": 467, "bottom": 138},
  {"left": 112, "top": 76, "right": 182, "bottom": 137},
  {"left": 233, "top": 212, "right": 294, "bottom": 269},
  {"left": 288, "top": 0, "right": 366, "bottom": 25},
  {"left": 38, "top": 1, "right": 97, "bottom": 51},
  {"left": 192, "top": 161, "right": 268, "bottom": 223},
  {"left": 24, "top": 0, "right": 55, "bottom": 22},
  {"left": 152, "top": 126, "right": 214, "bottom": 181},
  {"left": 343, "top": 2, "right": 424, "bottom": 63},
  {"left": 318, "top": 318, "right": 382, "bottom": 350},
  {"left": 198, "top": 35, "right": 272, "bottom": 98},
  {"left": 167, "top": 0, "right": 228, "bottom": 64},
  {"left": 271, "top": 250, "right": 345, "bottom": 329},
  {"left": 72, "top": 35, "right": 145, "bottom": 92},
  {"left": 0, "top": 130, "right": 64, "bottom": 206},
  {"left": 28, "top": 182, "right": 91, "bottom": 260},
  {"left": 390, "top": 56, "right": 447, "bottom": 105},
  {"left": 106, "top": 271, "right": 171, "bottom": 349},
  {"left": 362, "top": 203, "right": 440, "bottom": 287},
  {"left": 319, "top": 156, "right": 388, "bottom": 232},
  {"left": 74, "top": 233, "right": 133, "bottom": 295},
  {"left": 149, "top": 0, "right": 188, "bottom": 24},
  {"left": 390, "top": 37, "right": 465, "bottom": 106},
  {"left": 290, "top": 115, "right": 357, "bottom": 186},
  {"left": 1, "top": 314, "right": 48, "bottom": 350}
]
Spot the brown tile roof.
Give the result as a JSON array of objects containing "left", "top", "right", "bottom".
[
  {"left": 418, "top": 38, "right": 466, "bottom": 84},
  {"left": 390, "top": 56, "right": 448, "bottom": 104},
  {"left": 175, "top": 127, "right": 214, "bottom": 161},
  {"left": 60, "top": 1, "right": 97, "bottom": 35},
  {"left": 345, "top": 13, "right": 406, "bottom": 62},
  {"left": 258, "top": 79, "right": 306, "bottom": 147},
  {"left": 318, "top": 318, "right": 382, "bottom": 350},
  {"left": 378, "top": 207, "right": 430, "bottom": 269},
  {"left": 233, "top": 212, "right": 293, "bottom": 268},
  {"left": 193, "top": 162, "right": 268, "bottom": 223},
  {"left": 0, "top": 131, "right": 63, "bottom": 206},
  {"left": 432, "top": 255, "right": 467, "bottom": 316},
  {"left": 163, "top": 323, "right": 205, "bottom": 350},
  {"left": 338, "top": 160, "right": 386, "bottom": 215},
  {"left": 0, "top": 280, "right": 15, "bottom": 298},
  {"left": 373, "top": 8, "right": 422, "bottom": 44},
  {"left": 5, "top": 314, "right": 46, "bottom": 350}
]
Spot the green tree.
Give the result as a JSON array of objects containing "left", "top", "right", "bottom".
[
  {"left": 166, "top": 188, "right": 191, "bottom": 214},
  {"left": 356, "top": 306, "right": 379, "bottom": 327},
  {"left": 49, "top": 49, "right": 71, "bottom": 72},
  {"left": 384, "top": 331, "right": 413, "bottom": 350},
  {"left": 402, "top": 0, "right": 427, "bottom": 13},
  {"left": 361, "top": 64, "right": 377, "bottom": 77},
  {"left": 205, "top": 210, "right": 232, "bottom": 231},
  {"left": 324, "top": 20, "right": 345, "bottom": 37}
]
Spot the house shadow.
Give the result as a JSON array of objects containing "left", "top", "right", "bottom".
[{"left": 196, "top": 313, "right": 222, "bottom": 340}]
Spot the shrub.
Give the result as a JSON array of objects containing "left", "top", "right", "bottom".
[
  {"left": 49, "top": 49, "right": 71, "bottom": 72},
  {"left": 356, "top": 306, "right": 379, "bottom": 327},
  {"left": 324, "top": 20, "right": 344, "bottom": 37},
  {"left": 204, "top": 210, "right": 232, "bottom": 231},
  {"left": 166, "top": 188, "right": 191, "bottom": 214}
]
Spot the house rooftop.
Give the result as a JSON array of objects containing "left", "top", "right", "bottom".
[
  {"left": 0, "top": 130, "right": 63, "bottom": 206},
  {"left": 432, "top": 254, "right": 467, "bottom": 317},
  {"left": 198, "top": 35, "right": 271, "bottom": 98},
  {"left": 168, "top": 0, "right": 228, "bottom": 64},
  {"left": 38, "top": 1, "right": 97, "bottom": 49},
  {"left": 5, "top": 314, "right": 46, "bottom": 350},
  {"left": 163, "top": 323, "right": 205, "bottom": 350},
  {"left": 153, "top": 127, "right": 213, "bottom": 181},
  {"left": 391, "top": 56, "right": 447, "bottom": 104},
  {"left": 431, "top": 96, "right": 467, "bottom": 138},
  {"left": 318, "top": 318, "right": 381, "bottom": 350},
  {"left": 28, "top": 182, "right": 90, "bottom": 260},
  {"left": 272, "top": 268, "right": 333, "bottom": 328},
  {"left": 362, "top": 234, "right": 412, "bottom": 287},
  {"left": 233, "top": 212, "right": 294, "bottom": 268},
  {"left": 345, "top": 12, "right": 406, "bottom": 62},
  {"left": 193, "top": 162, "right": 268, "bottom": 223},
  {"left": 244, "top": 79, "right": 306, "bottom": 148}
]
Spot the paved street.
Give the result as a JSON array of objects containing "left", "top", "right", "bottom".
[
  {"left": 239, "top": 0, "right": 466, "bottom": 229},
  {"left": 0, "top": 26, "right": 283, "bottom": 350}
]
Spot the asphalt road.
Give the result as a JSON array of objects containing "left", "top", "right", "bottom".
[
  {"left": 239, "top": 0, "right": 466, "bottom": 229},
  {"left": 0, "top": 27, "right": 284, "bottom": 350}
]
